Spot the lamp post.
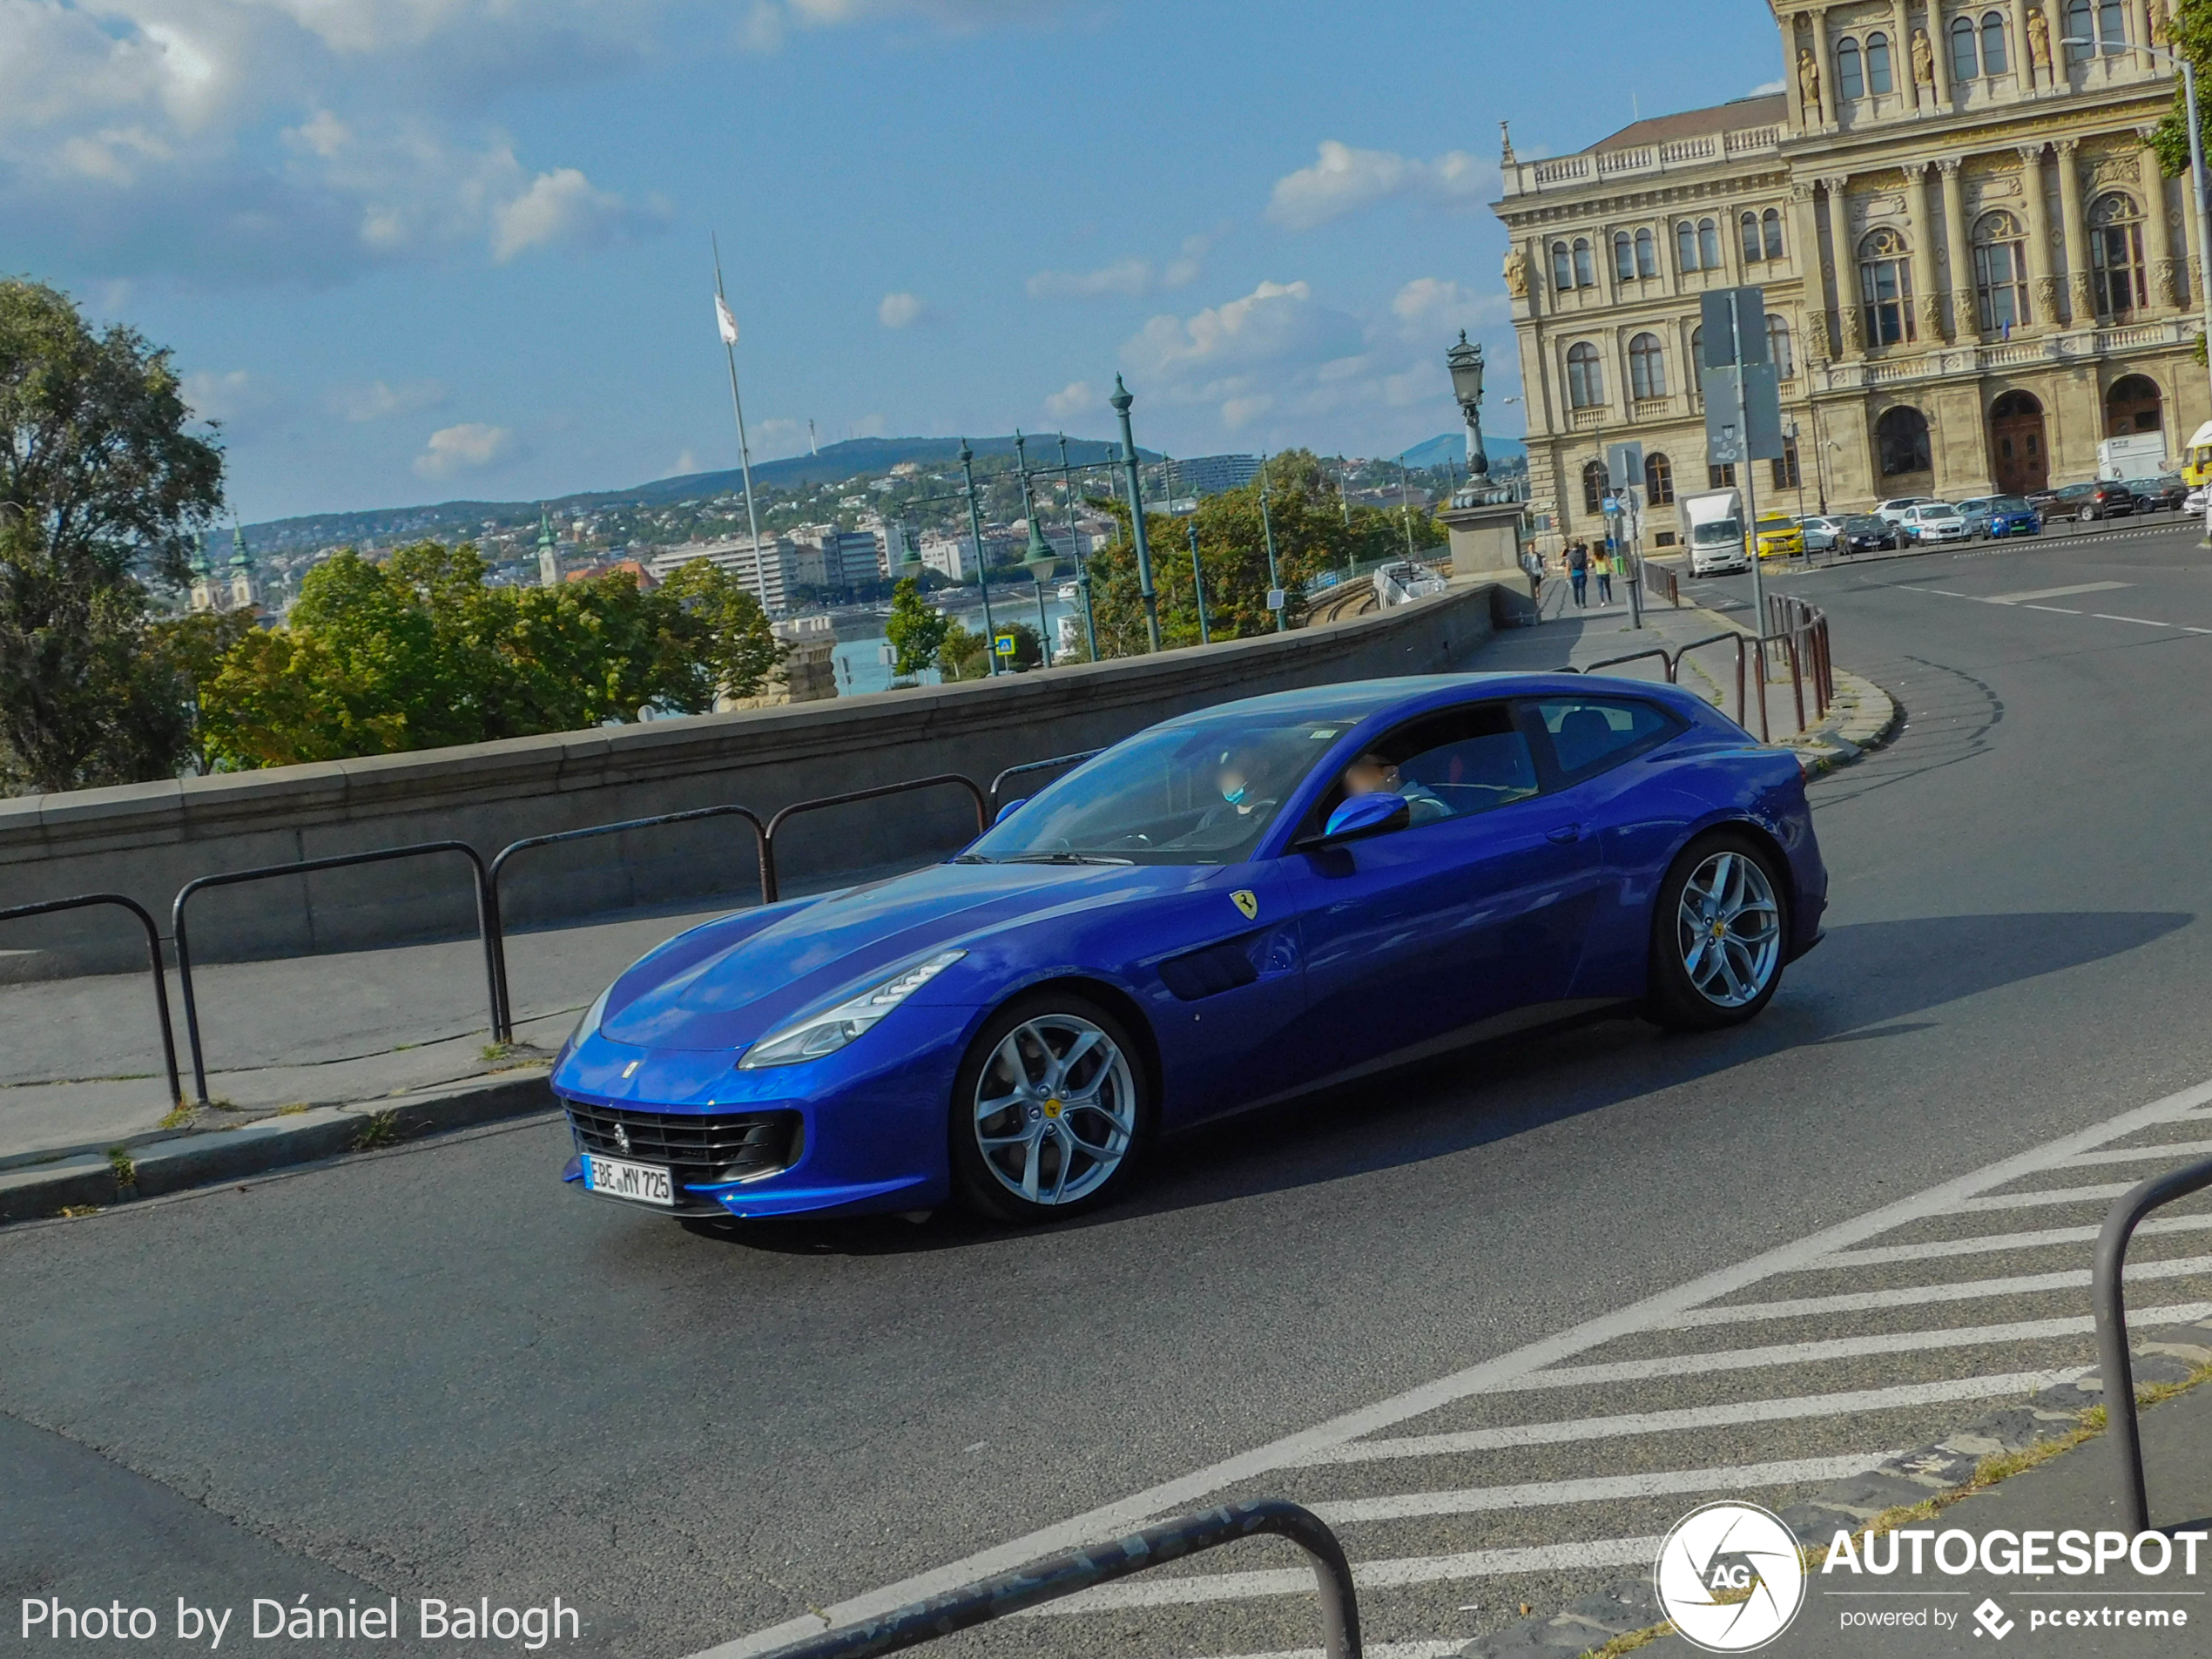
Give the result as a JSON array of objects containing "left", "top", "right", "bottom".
[
  {"left": 1187, "top": 520, "right": 1211, "bottom": 643},
  {"left": 1014, "top": 430, "right": 1057, "bottom": 668},
  {"left": 1058, "top": 435, "right": 1099, "bottom": 661},
  {"left": 1447, "top": 329, "right": 1491, "bottom": 487},
  {"left": 1109, "top": 376, "right": 1162, "bottom": 652},
  {"left": 957, "top": 439, "right": 1001, "bottom": 676},
  {"left": 1258, "top": 451, "right": 1285, "bottom": 632}
]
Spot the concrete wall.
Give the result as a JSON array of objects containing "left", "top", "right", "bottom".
[{"left": 0, "top": 582, "right": 1523, "bottom": 977}]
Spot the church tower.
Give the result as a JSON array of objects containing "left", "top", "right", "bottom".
[
  {"left": 227, "top": 527, "right": 260, "bottom": 614},
  {"left": 536, "top": 508, "right": 561, "bottom": 587}
]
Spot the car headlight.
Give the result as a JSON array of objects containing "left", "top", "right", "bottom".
[{"left": 737, "top": 950, "right": 966, "bottom": 1069}]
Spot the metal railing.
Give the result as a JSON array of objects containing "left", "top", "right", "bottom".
[
  {"left": 170, "top": 843, "right": 499, "bottom": 1106},
  {"left": 1643, "top": 559, "right": 1683, "bottom": 608},
  {"left": 2093, "top": 1151, "right": 2212, "bottom": 1533},
  {"left": 988, "top": 750, "right": 1103, "bottom": 817},
  {"left": 758, "top": 1500, "right": 1361, "bottom": 1659},
  {"left": 1568, "top": 600, "right": 1832, "bottom": 745},
  {"left": 484, "top": 807, "right": 768, "bottom": 1044},
  {"left": 0, "top": 894, "right": 184, "bottom": 1109},
  {"left": 760, "top": 774, "right": 989, "bottom": 903}
]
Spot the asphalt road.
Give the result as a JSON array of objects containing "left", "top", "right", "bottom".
[{"left": 11, "top": 514, "right": 2212, "bottom": 1659}]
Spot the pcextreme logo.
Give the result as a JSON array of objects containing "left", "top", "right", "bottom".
[{"left": 1654, "top": 1501, "right": 1809, "bottom": 1653}]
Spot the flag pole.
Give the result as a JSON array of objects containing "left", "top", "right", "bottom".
[{"left": 711, "top": 233, "right": 770, "bottom": 610}]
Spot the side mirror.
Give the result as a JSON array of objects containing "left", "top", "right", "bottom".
[
  {"left": 1318, "top": 792, "right": 1411, "bottom": 844},
  {"left": 994, "top": 799, "right": 1024, "bottom": 826}
]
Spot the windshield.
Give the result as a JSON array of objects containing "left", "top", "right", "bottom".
[
  {"left": 1844, "top": 515, "right": 1885, "bottom": 531},
  {"left": 965, "top": 710, "right": 1357, "bottom": 866},
  {"left": 1691, "top": 518, "right": 1742, "bottom": 545},
  {"left": 1924, "top": 506, "right": 1960, "bottom": 519},
  {"left": 1993, "top": 496, "right": 2031, "bottom": 512}
]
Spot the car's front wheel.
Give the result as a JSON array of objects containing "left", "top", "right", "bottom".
[
  {"left": 1646, "top": 832, "right": 1791, "bottom": 1031},
  {"left": 948, "top": 993, "right": 1150, "bottom": 1223}
]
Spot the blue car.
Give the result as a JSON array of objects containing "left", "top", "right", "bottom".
[
  {"left": 552, "top": 674, "right": 1828, "bottom": 1225},
  {"left": 1985, "top": 494, "right": 2043, "bottom": 538}
]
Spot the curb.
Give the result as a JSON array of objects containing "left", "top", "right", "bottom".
[
  {"left": 1455, "top": 1315, "right": 2212, "bottom": 1659},
  {"left": 0, "top": 1068, "right": 555, "bottom": 1224},
  {"left": 1787, "top": 668, "right": 1904, "bottom": 779}
]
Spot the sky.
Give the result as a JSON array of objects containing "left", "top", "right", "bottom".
[{"left": 6, "top": 1, "right": 1784, "bottom": 523}]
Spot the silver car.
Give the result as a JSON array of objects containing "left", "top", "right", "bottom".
[
  {"left": 1900, "top": 502, "right": 1971, "bottom": 543},
  {"left": 1952, "top": 496, "right": 1996, "bottom": 538},
  {"left": 1798, "top": 515, "right": 1847, "bottom": 553}
]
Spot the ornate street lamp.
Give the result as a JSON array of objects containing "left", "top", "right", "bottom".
[
  {"left": 1109, "top": 376, "right": 1162, "bottom": 653},
  {"left": 1447, "top": 329, "right": 1490, "bottom": 481}
]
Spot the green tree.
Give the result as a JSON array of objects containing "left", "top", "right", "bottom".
[
  {"left": 884, "top": 576, "right": 949, "bottom": 675},
  {"left": 0, "top": 280, "right": 225, "bottom": 792},
  {"left": 937, "top": 618, "right": 1042, "bottom": 679}
]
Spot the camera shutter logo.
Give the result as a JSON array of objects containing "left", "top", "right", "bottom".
[
  {"left": 1973, "top": 1599, "right": 2014, "bottom": 1641},
  {"left": 1653, "top": 1501, "right": 1806, "bottom": 1653}
]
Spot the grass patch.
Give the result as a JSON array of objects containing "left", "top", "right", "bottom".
[
  {"left": 55, "top": 1204, "right": 102, "bottom": 1218},
  {"left": 105, "top": 1145, "right": 137, "bottom": 1188},
  {"left": 350, "top": 1109, "right": 401, "bottom": 1151},
  {"left": 479, "top": 1042, "right": 515, "bottom": 1063},
  {"left": 157, "top": 1104, "right": 197, "bottom": 1130},
  {"left": 205, "top": 1096, "right": 239, "bottom": 1112},
  {"left": 273, "top": 1103, "right": 311, "bottom": 1116}
]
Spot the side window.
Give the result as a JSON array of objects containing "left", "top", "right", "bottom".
[
  {"left": 1528, "top": 698, "right": 1681, "bottom": 783},
  {"left": 1308, "top": 703, "right": 1541, "bottom": 834}
]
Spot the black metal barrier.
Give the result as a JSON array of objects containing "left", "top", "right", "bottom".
[
  {"left": 484, "top": 807, "right": 768, "bottom": 1044},
  {"left": 2093, "top": 1151, "right": 2212, "bottom": 1533},
  {"left": 759, "top": 1499, "right": 1361, "bottom": 1659},
  {"left": 171, "top": 843, "right": 498, "bottom": 1105},
  {"left": 0, "top": 894, "right": 184, "bottom": 1109},
  {"left": 988, "top": 749, "right": 1103, "bottom": 816},
  {"left": 760, "top": 775, "right": 988, "bottom": 903}
]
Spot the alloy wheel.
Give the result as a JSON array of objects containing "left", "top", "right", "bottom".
[
  {"left": 1674, "top": 850, "right": 1782, "bottom": 1008},
  {"left": 972, "top": 1015, "right": 1137, "bottom": 1206}
]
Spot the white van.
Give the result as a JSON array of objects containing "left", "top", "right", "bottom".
[{"left": 1679, "top": 489, "right": 1750, "bottom": 576}]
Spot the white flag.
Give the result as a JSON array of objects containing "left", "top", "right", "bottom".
[{"left": 714, "top": 293, "right": 739, "bottom": 345}]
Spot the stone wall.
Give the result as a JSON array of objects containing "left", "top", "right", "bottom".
[{"left": 1, "top": 582, "right": 1523, "bottom": 978}]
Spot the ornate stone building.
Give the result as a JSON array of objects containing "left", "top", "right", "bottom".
[{"left": 1494, "top": 0, "right": 2202, "bottom": 550}]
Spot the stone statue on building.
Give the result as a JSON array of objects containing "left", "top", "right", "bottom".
[
  {"left": 1503, "top": 246, "right": 1529, "bottom": 299},
  {"left": 1912, "top": 28, "right": 1936, "bottom": 86},
  {"left": 1797, "top": 47, "right": 1821, "bottom": 117},
  {"left": 1500, "top": 119, "right": 1516, "bottom": 166},
  {"left": 2150, "top": 3, "right": 2171, "bottom": 47},
  {"left": 2027, "top": 6, "right": 2053, "bottom": 70}
]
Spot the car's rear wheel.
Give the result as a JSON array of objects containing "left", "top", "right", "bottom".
[
  {"left": 948, "top": 993, "right": 1149, "bottom": 1224},
  {"left": 1646, "top": 832, "right": 1790, "bottom": 1031}
]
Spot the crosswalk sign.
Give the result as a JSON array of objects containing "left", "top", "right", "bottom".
[{"left": 994, "top": 632, "right": 1016, "bottom": 658}]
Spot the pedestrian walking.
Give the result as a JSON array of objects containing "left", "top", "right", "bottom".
[
  {"left": 1568, "top": 541, "right": 1589, "bottom": 608},
  {"left": 1594, "top": 546, "right": 1615, "bottom": 606}
]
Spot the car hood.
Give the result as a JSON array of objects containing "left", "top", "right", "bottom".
[{"left": 598, "top": 859, "right": 1179, "bottom": 1052}]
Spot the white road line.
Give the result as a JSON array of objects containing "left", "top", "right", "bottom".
[
  {"left": 1025, "top": 1538, "right": 1669, "bottom": 1615},
  {"left": 1295, "top": 1372, "right": 2075, "bottom": 1465},
  {"left": 2022, "top": 604, "right": 2082, "bottom": 613},
  {"left": 1929, "top": 590, "right": 1967, "bottom": 597},
  {"left": 1197, "top": 1645, "right": 1464, "bottom": 1659},
  {"left": 1673, "top": 1258, "right": 2212, "bottom": 1326},
  {"left": 1813, "top": 1214, "right": 2212, "bottom": 1267},
  {"left": 1949, "top": 1183, "right": 2136, "bottom": 1212},
  {"left": 1498, "top": 1305, "right": 2212, "bottom": 1393},
  {"left": 2188, "top": 628, "right": 2212, "bottom": 637},
  {"left": 694, "top": 1076, "right": 2212, "bottom": 1658},
  {"left": 2057, "top": 1143, "right": 2212, "bottom": 1167},
  {"left": 1308, "top": 1453, "right": 1901, "bottom": 1524},
  {"left": 2092, "top": 614, "right": 2170, "bottom": 627},
  {"left": 1983, "top": 582, "right": 2133, "bottom": 604}
]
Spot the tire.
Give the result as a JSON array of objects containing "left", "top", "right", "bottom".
[
  {"left": 948, "top": 992, "right": 1150, "bottom": 1224},
  {"left": 1645, "top": 831, "right": 1791, "bottom": 1032}
]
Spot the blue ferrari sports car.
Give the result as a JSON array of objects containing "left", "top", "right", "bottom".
[{"left": 553, "top": 671, "right": 1826, "bottom": 1225}]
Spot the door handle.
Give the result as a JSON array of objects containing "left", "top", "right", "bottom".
[{"left": 1547, "top": 824, "right": 1583, "bottom": 844}]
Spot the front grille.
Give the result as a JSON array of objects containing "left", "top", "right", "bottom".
[{"left": 566, "top": 1102, "right": 801, "bottom": 1188}]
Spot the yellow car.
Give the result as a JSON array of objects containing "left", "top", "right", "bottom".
[{"left": 1754, "top": 513, "right": 1804, "bottom": 559}]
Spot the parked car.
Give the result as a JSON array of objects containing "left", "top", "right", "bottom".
[
  {"left": 2128, "top": 475, "right": 2188, "bottom": 513},
  {"left": 1875, "top": 497, "right": 1933, "bottom": 524},
  {"left": 1900, "top": 502, "right": 1971, "bottom": 544},
  {"left": 2187, "top": 485, "right": 2210, "bottom": 516},
  {"left": 1984, "top": 496, "right": 2043, "bottom": 538},
  {"left": 1953, "top": 497, "right": 1996, "bottom": 537},
  {"left": 1798, "top": 515, "right": 1847, "bottom": 554},
  {"left": 1839, "top": 513, "right": 1899, "bottom": 553},
  {"left": 2076, "top": 481, "right": 2137, "bottom": 521},
  {"left": 551, "top": 677, "right": 1827, "bottom": 1224},
  {"left": 1754, "top": 512, "right": 1804, "bottom": 559},
  {"left": 2031, "top": 482, "right": 2097, "bottom": 521}
]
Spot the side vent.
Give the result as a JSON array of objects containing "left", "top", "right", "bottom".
[{"left": 1157, "top": 934, "right": 1263, "bottom": 1001}]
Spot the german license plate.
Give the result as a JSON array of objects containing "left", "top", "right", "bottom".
[{"left": 582, "top": 1154, "right": 673, "bottom": 1206}]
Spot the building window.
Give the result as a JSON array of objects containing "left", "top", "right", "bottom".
[
  {"left": 1859, "top": 227, "right": 1915, "bottom": 345},
  {"left": 2107, "top": 372, "right": 2163, "bottom": 434},
  {"left": 1708, "top": 462, "right": 1738, "bottom": 489},
  {"left": 1762, "top": 207, "right": 1784, "bottom": 260},
  {"left": 1951, "top": 15, "right": 1979, "bottom": 78},
  {"left": 1980, "top": 10, "right": 2009, "bottom": 72},
  {"left": 1676, "top": 220, "right": 1699, "bottom": 271},
  {"left": 2089, "top": 192, "right": 2148, "bottom": 318},
  {"left": 1877, "top": 405, "right": 1933, "bottom": 475},
  {"left": 1767, "top": 313, "right": 1795, "bottom": 379},
  {"left": 1772, "top": 435, "right": 1803, "bottom": 490},
  {"left": 1635, "top": 226, "right": 1657, "bottom": 276},
  {"left": 1838, "top": 36, "right": 1865, "bottom": 98},
  {"left": 1567, "top": 341, "right": 1605, "bottom": 408},
  {"left": 1866, "top": 30, "right": 1895, "bottom": 91},
  {"left": 1973, "top": 211, "right": 2029, "bottom": 332},
  {"left": 1740, "top": 212, "right": 1763, "bottom": 265},
  {"left": 1551, "top": 241, "right": 1573, "bottom": 290},
  {"left": 1582, "top": 459, "right": 1608, "bottom": 516},
  {"left": 1614, "top": 231, "right": 1636, "bottom": 281},
  {"left": 1572, "top": 237, "right": 1595, "bottom": 287},
  {"left": 2097, "top": 0, "right": 2126, "bottom": 52},
  {"left": 1645, "top": 453, "right": 1676, "bottom": 506},
  {"left": 2065, "top": 0, "right": 2094, "bottom": 60},
  {"left": 1698, "top": 216, "right": 1721, "bottom": 269},
  {"left": 1629, "top": 333, "right": 1667, "bottom": 399}
]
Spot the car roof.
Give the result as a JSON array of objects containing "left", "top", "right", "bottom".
[{"left": 1152, "top": 671, "right": 1696, "bottom": 734}]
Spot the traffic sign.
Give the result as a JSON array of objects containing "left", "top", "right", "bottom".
[
  {"left": 1265, "top": 588, "right": 1287, "bottom": 611},
  {"left": 993, "top": 632, "right": 1016, "bottom": 658}
]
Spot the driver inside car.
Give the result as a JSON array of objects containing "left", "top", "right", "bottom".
[{"left": 1340, "top": 752, "right": 1450, "bottom": 825}]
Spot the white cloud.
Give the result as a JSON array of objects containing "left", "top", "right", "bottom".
[
  {"left": 1044, "top": 380, "right": 1097, "bottom": 418},
  {"left": 1162, "top": 233, "right": 1209, "bottom": 289},
  {"left": 666, "top": 448, "right": 700, "bottom": 476},
  {"left": 182, "top": 368, "right": 268, "bottom": 425},
  {"left": 878, "top": 291, "right": 927, "bottom": 328},
  {"left": 1265, "top": 141, "right": 1496, "bottom": 232},
  {"left": 1390, "top": 277, "right": 1510, "bottom": 334},
  {"left": 1027, "top": 259, "right": 1151, "bottom": 300},
  {"left": 1748, "top": 78, "right": 1786, "bottom": 95},
  {"left": 490, "top": 165, "right": 651, "bottom": 261},
  {"left": 330, "top": 378, "right": 448, "bottom": 421},
  {"left": 413, "top": 421, "right": 517, "bottom": 480}
]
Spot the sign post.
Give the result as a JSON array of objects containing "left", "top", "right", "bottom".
[
  {"left": 1700, "top": 286, "right": 1784, "bottom": 635},
  {"left": 1605, "top": 440, "right": 1646, "bottom": 630}
]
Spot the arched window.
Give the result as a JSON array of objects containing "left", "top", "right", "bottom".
[
  {"left": 1566, "top": 341, "right": 1605, "bottom": 408},
  {"left": 1572, "top": 237, "right": 1595, "bottom": 287},
  {"left": 1859, "top": 227, "right": 1915, "bottom": 345},
  {"left": 1980, "top": 10, "right": 2009, "bottom": 72},
  {"left": 2090, "top": 192, "right": 2147, "bottom": 318},
  {"left": 1876, "top": 406, "right": 1933, "bottom": 476},
  {"left": 1581, "top": 458, "right": 1609, "bottom": 516},
  {"left": 1866, "top": 30, "right": 1895, "bottom": 91},
  {"left": 2065, "top": 0, "right": 2094, "bottom": 60},
  {"left": 1551, "top": 241, "right": 1573, "bottom": 291},
  {"left": 1644, "top": 452, "right": 1676, "bottom": 506},
  {"left": 1697, "top": 217, "right": 1721, "bottom": 269},
  {"left": 2097, "top": 0, "right": 2126, "bottom": 52},
  {"left": 1838, "top": 36, "right": 1865, "bottom": 98},
  {"left": 1676, "top": 220, "right": 1700, "bottom": 270},
  {"left": 1950, "top": 15, "right": 1979, "bottom": 78},
  {"left": 1629, "top": 332, "right": 1667, "bottom": 399},
  {"left": 1689, "top": 323, "right": 1705, "bottom": 372},
  {"left": 1614, "top": 231, "right": 1637, "bottom": 281},
  {"left": 1635, "top": 226, "right": 1656, "bottom": 276},
  {"left": 2107, "top": 372, "right": 2163, "bottom": 434},
  {"left": 1973, "top": 210, "right": 2029, "bottom": 332},
  {"left": 1771, "top": 435, "right": 1802, "bottom": 490},
  {"left": 1766, "top": 313, "right": 1795, "bottom": 380},
  {"left": 1762, "top": 207, "right": 1784, "bottom": 260},
  {"left": 1740, "top": 212, "right": 1763, "bottom": 264}
]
